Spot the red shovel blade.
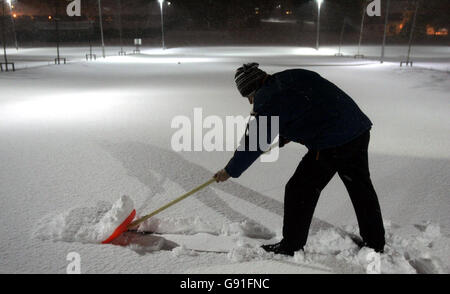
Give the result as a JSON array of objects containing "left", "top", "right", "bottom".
[{"left": 101, "top": 209, "right": 136, "bottom": 244}]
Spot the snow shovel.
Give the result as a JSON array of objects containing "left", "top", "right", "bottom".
[
  {"left": 101, "top": 178, "right": 216, "bottom": 244},
  {"left": 127, "top": 178, "right": 216, "bottom": 230},
  {"left": 101, "top": 142, "right": 279, "bottom": 244}
]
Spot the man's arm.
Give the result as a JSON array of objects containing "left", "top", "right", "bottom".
[{"left": 214, "top": 114, "right": 278, "bottom": 182}]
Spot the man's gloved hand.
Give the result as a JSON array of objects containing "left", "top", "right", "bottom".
[
  {"left": 214, "top": 169, "right": 230, "bottom": 182},
  {"left": 279, "top": 136, "right": 291, "bottom": 148}
]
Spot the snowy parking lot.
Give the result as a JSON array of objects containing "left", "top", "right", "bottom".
[{"left": 0, "top": 46, "right": 449, "bottom": 274}]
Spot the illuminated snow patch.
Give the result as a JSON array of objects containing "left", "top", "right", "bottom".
[
  {"left": 0, "top": 91, "right": 124, "bottom": 122},
  {"left": 104, "top": 56, "right": 217, "bottom": 64}
]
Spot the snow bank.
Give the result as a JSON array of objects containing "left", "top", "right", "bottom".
[{"left": 33, "top": 196, "right": 134, "bottom": 244}]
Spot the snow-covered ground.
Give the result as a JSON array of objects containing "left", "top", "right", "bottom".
[
  {"left": 4, "top": 45, "right": 450, "bottom": 71},
  {"left": 0, "top": 46, "right": 449, "bottom": 274}
]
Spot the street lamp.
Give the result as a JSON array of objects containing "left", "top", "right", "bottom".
[
  {"left": 117, "top": 0, "right": 126, "bottom": 55},
  {"left": 336, "top": 18, "right": 347, "bottom": 56},
  {"left": 158, "top": 0, "right": 165, "bottom": 50},
  {"left": 401, "top": 0, "right": 420, "bottom": 67},
  {"left": 355, "top": 0, "right": 367, "bottom": 58},
  {"left": 98, "top": 0, "right": 106, "bottom": 58},
  {"left": 53, "top": 0, "right": 62, "bottom": 64},
  {"left": 1, "top": 0, "right": 9, "bottom": 71},
  {"left": 6, "top": 0, "right": 18, "bottom": 50},
  {"left": 380, "top": 0, "right": 391, "bottom": 63},
  {"left": 315, "top": 0, "right": 323, "bottom": 51}
]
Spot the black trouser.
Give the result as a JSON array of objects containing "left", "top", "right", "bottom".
[{"left": 283, "top": 130, "right": 385, "bottom": 251}]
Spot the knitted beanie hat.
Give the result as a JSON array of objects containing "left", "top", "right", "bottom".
[{"left": 235, "top": 63, "right": 267, "bottom": 97}]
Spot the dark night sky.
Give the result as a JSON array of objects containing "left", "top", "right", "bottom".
[
  {"left": 1, "top": 0, "right": 448, "bottom": 56},
  {"left": 7, "top": 0, "right": 450, "bottom": 37},
  {"left": 11, "top": 0, "right": 450, "bottom": 19}
]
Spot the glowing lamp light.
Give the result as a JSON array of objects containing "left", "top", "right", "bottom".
[
  {"left": 315, "top": 0, "right": 324, "bottom": 50},
  {"left": 48, "top": 15, "right": 52, "bottom": 20},
  {"left": 317, "top": 0, "right": 323, "bottom": 9},
  {"left": 13, "top": 13, "right": 17, "bottom": 18},
  {"left": 158, "top": 0, "right": 165, "bottom": 49}
]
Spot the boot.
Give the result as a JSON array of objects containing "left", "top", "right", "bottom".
[{"left": 261, "top": 240, "right": 300, "bottom": 256}]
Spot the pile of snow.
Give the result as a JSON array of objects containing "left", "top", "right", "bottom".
[
  {"left": 33, "top": 196, "right": 134, "bottom": 244},
  {"left": 223, "top": 222, "right": 447, "bottom": 274},
  {"left": 416, "top": 221, "right": 441, "bottom": 240},
  {"left": 386, "top": 222, "right": 446, "bottom": 274},
  {"left": 96, "top": 196, "right": 134, "bottom": 242},
  {"left": 303, "top": 223, "right": 446, "bottom": 274},
  {"left": 221, "top": 220, "right": 275, "bottom": 240},
  {"left": 305, "top": 228, "right": 358, "bottom": 255}
]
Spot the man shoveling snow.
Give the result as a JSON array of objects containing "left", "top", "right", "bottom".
[{"left": 214, "top": 63, "right": 386, "bottom": 256}]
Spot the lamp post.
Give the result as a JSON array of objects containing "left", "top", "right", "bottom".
[
  {"left": 98, "top": 0, "right": 105, "bottom": 58},
  {"left": 315, "top": 0, "right": 323, "bottom": 51},
  {"left": 380, "top": 0, "right": 391, "bottom": 63},
  {"left": 53, "top": 0, "right": 61, "bottom": 64},
  {"left": 401, "top": 0, "right": 420, "bottom": 67},
  {"left": 2, "top": 0, "right": 9, "bottom": 70},
  {"left": 336, "top": 18, "right": 347, "bottom": 56},
  {"left": 118, "top": 0, "right": 125, "bottom": 55},
  {"left": 158, "top": 0, "right": 165, "bottom": 50},
  {"left": 6, "top": 0, "right": 17, "bottom": 50},
  {"left": 355, "top": 0, "right": 367, "bottom": 58},
  {"left": 86, "top": 20, "right": 97, "bottom": 60}
]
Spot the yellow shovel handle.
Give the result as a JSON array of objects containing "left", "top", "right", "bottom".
[{"left": 127, "top": 178, "right": 216, "bottom": 229}]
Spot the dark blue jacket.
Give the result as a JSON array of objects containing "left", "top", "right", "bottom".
[{"left": 225, "top": 69, "right": 372, "bottom": 178}]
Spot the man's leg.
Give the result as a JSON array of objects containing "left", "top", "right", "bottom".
[
  {"left": 337, "top": 131, "right": 385, "bottom": 252},
  {"left": 282, "top": 151, "right": 337, "bottom": 250}
]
